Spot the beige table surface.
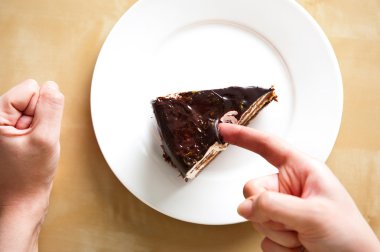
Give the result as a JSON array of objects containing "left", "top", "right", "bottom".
[{"left": 1, "top": 0, "right": 379, "bottom": 251}]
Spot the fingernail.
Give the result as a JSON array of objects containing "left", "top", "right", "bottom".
[{"left": 237, "top": 199, "right": 254, "bottom": 219}]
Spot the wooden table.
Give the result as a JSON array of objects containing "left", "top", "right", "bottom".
[{"left": 0, "top": 0, "right": 379, "bottom": 251}]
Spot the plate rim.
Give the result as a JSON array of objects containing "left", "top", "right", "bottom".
[{"left": 90, "top": 0, "right": 343, "bottom": 225}]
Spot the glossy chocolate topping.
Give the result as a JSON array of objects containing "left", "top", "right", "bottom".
[{"left": 152, "top": 86, "right": 273, "bottom": 178}]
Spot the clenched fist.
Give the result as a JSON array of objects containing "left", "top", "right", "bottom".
[{"left": 0, "top": 79, "right": 64, "bottom": 252}]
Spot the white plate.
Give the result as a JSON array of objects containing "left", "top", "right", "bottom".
[{"left": 91, "top": 0, "right": 343, "bottom": 225}]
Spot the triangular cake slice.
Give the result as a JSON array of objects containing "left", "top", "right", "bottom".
[{"left": 151, "top": 86, "right": 277, "bottom": 180}]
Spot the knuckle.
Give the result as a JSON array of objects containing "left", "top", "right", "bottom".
[
  {"left": 261, "top": 133, "right": 272, "bottom": 145},
  {"left": 30, "top": 133, "right": 58, "bottom": 150},
  {"left": 24, "top": 79, "right": 39, "bottom": 92},
  {"left": 256, "top": 132, "right": 273, "bottom": 149},
  {"left": 41, "top": 89, "right": 64, "bottom": 106},
  {"left": 256, "top": 191, "right": 272, "bottom": 211},
  {"left": 316, "top": 200, "right": 333, "bottom": 219},
  {"left": 51, "top": 91, "right": 65, "bottom": 105},
  {"left": 243, "top": 180, "right": 255, "bottom": 198},
  {"left": 257, "top": 135, "right": 275, "bottom": 155},
  {"left": 301, "top": 200, "right": 331, "bottom": 228}
]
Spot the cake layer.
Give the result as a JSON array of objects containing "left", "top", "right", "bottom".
[{"left": 152, "top": 86, "right": 277, "bottom": 180}]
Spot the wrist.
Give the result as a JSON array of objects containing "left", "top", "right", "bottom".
[{"left": 0, "top": 190, "right": 51, "bottom": 252}]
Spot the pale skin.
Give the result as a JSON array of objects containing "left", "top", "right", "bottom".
[
  {"left": 0, "top": 79, "right": 64, "bottom": 252},
  {"left": 219, "top": 123, "right": 380, "bottom": 252},
  {"left": 0, "top": 81, "right": 379, "bottom": 252}
]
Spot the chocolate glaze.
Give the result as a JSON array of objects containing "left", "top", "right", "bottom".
[{"left": 152, "top": 86, "right": 273, "bottom": 178}]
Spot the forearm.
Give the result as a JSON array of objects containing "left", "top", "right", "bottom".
[
  {"left": 0, "top": 199, "right": 48, "bottom": 252},
  {"left": 351, "top": 221, "right": 380, "bottom": 252}
]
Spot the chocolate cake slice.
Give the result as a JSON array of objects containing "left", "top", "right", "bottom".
[{"left": 152, "top": 86, "right": 277, "bottom": 180}]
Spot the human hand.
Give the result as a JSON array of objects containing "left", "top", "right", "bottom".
[
  {"left": 219, "top": 123, "right": 380, "bottom": 252},
  {"left": 0, "top": 79, "right": 64, "bottom": 251}
]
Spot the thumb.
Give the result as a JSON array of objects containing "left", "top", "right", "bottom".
[
  {"left": 239, "top": 191, "right": 315, "bottom": 230},
  {"left": 31, "top": 81, "right": 64, "bottom": 146}
]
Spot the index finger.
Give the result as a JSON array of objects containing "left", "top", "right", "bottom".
[
  {"left": 218, "top": 123, "right": 304, "bottom": 168},
  {"left": 0, "top": 79, "right": 40, "bottom": 126}
]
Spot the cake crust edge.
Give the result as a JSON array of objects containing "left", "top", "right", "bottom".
[{"left": 184, "top": 87, "right": 277, "bottom": 180}]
